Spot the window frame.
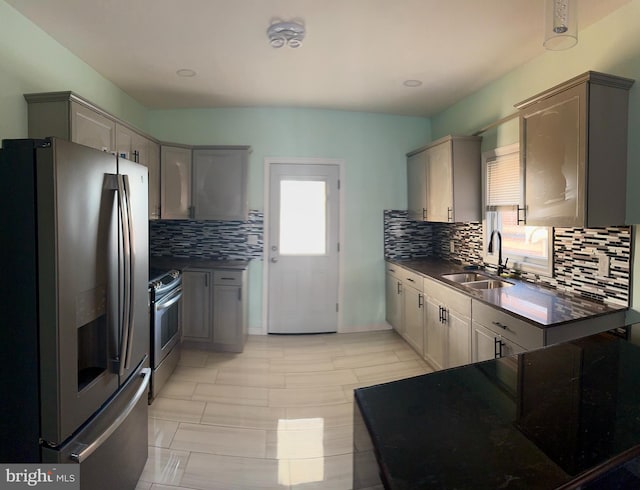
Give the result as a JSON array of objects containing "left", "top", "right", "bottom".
[{"left": 482, "top": 144, "right": 554, "bottom": 277}]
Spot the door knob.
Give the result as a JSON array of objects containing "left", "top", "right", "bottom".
[{"left": 271, "top": 257, "right": 278, "bottom": 263}]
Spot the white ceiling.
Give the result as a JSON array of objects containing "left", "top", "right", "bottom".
[{"left": 6, "top": 0, "right": 630, "bottom": 116}]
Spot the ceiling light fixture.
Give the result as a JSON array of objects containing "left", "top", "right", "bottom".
[
  {"left": 403, "top": 80, "right": 423, "bottom": 88},
  {"left": 176, "top": 69, "right": 197, "bottom": 77},
  {"left": 267, "top": 19, "right": 305, "bottom": 48},
  {"left": 543, "top": 0, "right": 577, "bottom": 50}
]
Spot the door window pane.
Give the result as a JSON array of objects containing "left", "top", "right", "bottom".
[{"left": 280, "top": 180, "right": 326, "bottom": 255}]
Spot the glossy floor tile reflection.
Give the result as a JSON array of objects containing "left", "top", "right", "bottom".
[{"left": 137, "top": 330, "right": 432, "bottom": 490}]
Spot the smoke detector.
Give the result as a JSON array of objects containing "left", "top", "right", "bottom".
[{"left": 267, "top": 20, "right": 305, "bottom": 48}]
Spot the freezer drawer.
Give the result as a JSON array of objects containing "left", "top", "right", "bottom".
[{"left": 42, "top": 365, "right": 150, "bottom": 490}]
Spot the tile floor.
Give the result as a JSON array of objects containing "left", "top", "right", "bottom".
[{"left": 136, "top": 329, "right": 433, "bottom": 490}]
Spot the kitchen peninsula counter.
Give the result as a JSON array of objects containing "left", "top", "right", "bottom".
[
  {"left": 388, "top": 258, "right": 626, "bottom": 327},
  {"left": 354, "top": 329, "right": 640, "bottom": 489}
]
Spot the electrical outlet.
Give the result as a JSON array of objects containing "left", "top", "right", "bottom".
[
  {"left": 450, "top": 240, "right": 455, "bottom": 253},
  {"left": 597, "top": 253, "right": 610, "bottom": 277}
]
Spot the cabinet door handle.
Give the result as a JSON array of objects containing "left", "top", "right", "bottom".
[
  {"left": 494, "top": 337, "right": 506, "bottom": 359},
  {"left": 443, "top": 308, "right": 448, "bottom": 324},
  {"left": 447, "top": 207, "right": 453, "bottom": 222},
  {"left": 418, "top": 294, "right": 423, "bottom": 309},
  {"left": 438, "top": 306, "right": 443, "bottom": 323},
  {"left": 238, "top": 288, "right": 242, "bottom": 301},
  {"left": 397, "top": 281, "right": 402, "bottom": 294},
  {"left": 204, "top": 274, "right": 208, "bottom": 288},
  {"left": 422, "top": 208, "right": 427, "bottom": 220},
  {"left": 517, "top": 205, "right": 527, "bottom": 225}
]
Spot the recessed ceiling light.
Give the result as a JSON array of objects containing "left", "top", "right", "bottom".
[
  {"left": 176, "top": 69, "right": 197, "bottom": 77},
  {"left": 403, "top": 79, "right": 423, "bottom": 88}
]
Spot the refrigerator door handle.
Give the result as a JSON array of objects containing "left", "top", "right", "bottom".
[
  {"left": 115, "top": 174, "right": 132, "bottom": 376},
  {"left": 69, "top": 368, "right": 150, "bottom": 463},
  {"left": 122, "top": 174, "right": 136, "bottom": 370}
]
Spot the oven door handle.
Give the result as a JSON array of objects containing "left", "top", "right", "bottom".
[{"left": 157, "top": 287, "right": 183, "bottom": 311}]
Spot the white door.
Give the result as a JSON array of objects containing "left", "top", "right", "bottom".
[{"left": 267, "top": 163, "right": 340, "bottom": 334}]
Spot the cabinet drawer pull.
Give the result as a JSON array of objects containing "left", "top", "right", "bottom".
[
  {"left": 407, "top": 278, "right": 415, "bottom": 283},
  {"left": 220, "top": 277, "right": 235, "bottom": 281},
  {"left": 492, "top": 321, "right": 508, "bottom": 330}
]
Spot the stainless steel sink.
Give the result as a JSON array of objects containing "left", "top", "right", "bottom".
[
  {"left": 441, "top": 272, "right": 513, "bottom": 290},
  {"left": 462, "top": 279, "right": 513, "bottom": 290},
  {"left": 441, "top": 272, "right": 492, "bottom": 283}
]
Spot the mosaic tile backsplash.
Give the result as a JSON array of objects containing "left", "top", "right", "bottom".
[
  {"left": 384, "top": 210, "right": 631, "bottom": 307},
  {"left": 150, "top": 210, "right": 264, "bottom": 261}
]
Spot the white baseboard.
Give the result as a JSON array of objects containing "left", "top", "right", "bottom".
[
  {"left": 338, "top": 323, "right": 392, "bottom": 333},
  {"left": 248, "top": 323, "right": 392, "bottom": 335}
]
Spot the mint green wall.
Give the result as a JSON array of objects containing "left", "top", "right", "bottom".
[
  {"left": 148, "top": 108, "right": 431, "bottom": 331},
  {"left": 0, "top": 0, "right": 430, "bottom": 333},
  {"left": 431, "top": 0, "right": 640, "bottom": 321},
  {"left": 0, "top": 0, "right": 147, "bottom": 138}
]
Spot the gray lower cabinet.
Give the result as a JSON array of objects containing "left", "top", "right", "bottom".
[
  {"left": 182, "top": 268, "right": 247, "bottom": 352},
  {"left": 212, "top": 270, "right": 247, "bottom": 352},
  {"left": 385, "top": 264, "right": 404, "bottom": 334},
  {"left": 471, "top": 320, "right": 526, "bottom": 363},
  {"left": 423, "top": 277, "right": 471, "bottom": 370},
  {"left": 402, "top": 282, "right": 424, "bottom": 356},
  {"left": 182, "top": 270, "right": 213, "bottom": 343},
  {"left": 471, "top": 300, "right": 543, "bottom": 363},
  {"left": 385, "top": 262, "right": 626, "bottom": 371}
]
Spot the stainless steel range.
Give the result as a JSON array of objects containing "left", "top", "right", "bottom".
[{"left": 148, "top": 268, "right": 183, "bottom": 402}]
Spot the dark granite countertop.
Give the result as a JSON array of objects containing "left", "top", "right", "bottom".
[
  {"left": 387, "top": 258, "right": 626, "bottom": 327},
  {"left": 354, "top": 330, "right": 640, "bottom": 489},
  {"left": 150, "top": 256, "right": 249, "bottom": 271}
]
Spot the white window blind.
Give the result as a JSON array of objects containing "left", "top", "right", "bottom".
[{"left": 486, "top": 152, "right": 520, "bottom": 207}]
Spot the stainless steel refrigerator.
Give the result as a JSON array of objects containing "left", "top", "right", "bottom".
[{"left": 0, "top": 138, "right": 150, "bottom": 489}]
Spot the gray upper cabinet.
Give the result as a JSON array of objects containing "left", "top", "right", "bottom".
[
  {"left": 25, "top": 92, "right": 117, "bottom": 153},
  {"left": 71, "top": 102, "right": 116, "bottom": 152},
  {"left": 516, "top": 71, "right": 634, "bottom": 227},
  {"left": 115, "top": 124, "right": 161, "bottom": 220},
  {"left": 146, "top": 140, "right": 161, "bottom": 220},
  {"left": 160, "top": 145, "right": 192, "bottom": 219},
  {"left": 407, "top": 135, "right": 481, "bottom": 223},
  {"left": 192, "top": 147, "right": 250, "bottom": 220},
  {"left": 24, "top": 92, "right": 161, "bottom": 220},
  {"left": 115, "top": 122, "right": 136, "bottom": 159},
  {"left": 407, "top": 151, "right": 427, "bottom": 221}
]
